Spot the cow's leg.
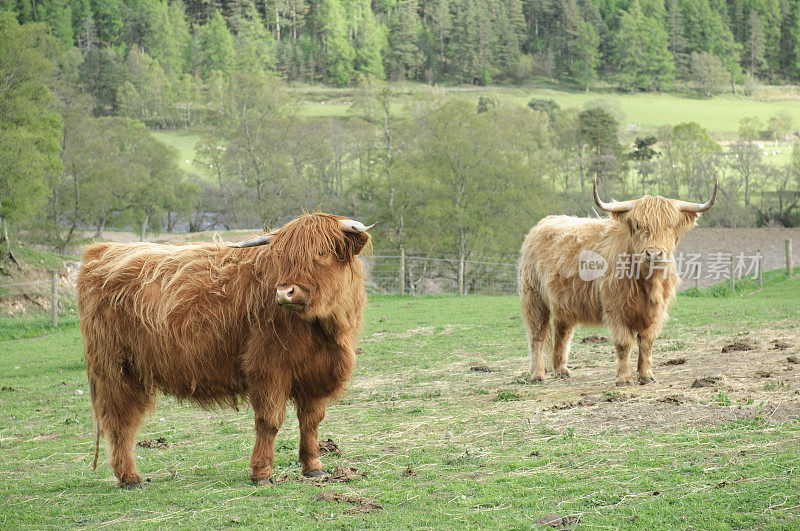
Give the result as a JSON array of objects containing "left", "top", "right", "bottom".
[
  {"left": 552, "top": 319, "right": 574, "bottom": 378},
  {"left": 294, "top": 395, "right": 329, "bottom": 477},
  {"left": 637, "top": 329, "right": 658, "bottom": 384},
  {"left": 249, "top": 380, "right": 289, "bottom": 485},
  {"left": 520, "top": 282, "right": 550, "bottom": 382},
  {"left": 93, "top": 371, "right": 153, "bottom": 489},
  {"left": 610, "top": 328, "right": 636, "bottom": 386}
]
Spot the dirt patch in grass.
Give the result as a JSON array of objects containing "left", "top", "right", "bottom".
[
  {"left": 313, "top": 491, "right": 383, "bottom": 514},
  {"left": 580, "top": 334, "right": 609, "bottom": 344},
  {"left": 298, "top": 465, "right": 366, "bottom": 484},
  {"left": 691, "top": 376, "right": 723, "bottom": 388},
  {"left": 350, "top": 327, "right": 800, "bottom": 438},
  {"left": 520, "top": 328, "right": 800, "bottom": 433},
  {"left": 319, "top": 438, "right": 341, "bottom": 456},
  {"left": 533, "top": 514, "right": 581, "bottom": 528},
  {"left": 722, "top": 340, "right": 755, "bottom": 353},
  {"left": 137, "top": 437, "right": 170, "bottom": 449}
]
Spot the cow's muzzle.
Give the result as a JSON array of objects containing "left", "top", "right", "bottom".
[
  {"left": 644, "top": 248, "right": 668, "bottom": 262},
  {"left": 276, "top": 284, "right": 307, "bottom": 310}
]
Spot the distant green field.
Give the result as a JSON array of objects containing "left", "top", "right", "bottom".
[
  {"left": 2, "top": 273, "right": 799, "bottom": 527},
  {"left": 151, "top": 129, "right": 205, "bottom": 177},
  {"left": 294, "top": 84, "right": 800, "bottom": 137}
]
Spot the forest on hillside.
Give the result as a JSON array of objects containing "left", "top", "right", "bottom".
[{"left": 4, "top": 0, "right": 800, "bottom": 110}]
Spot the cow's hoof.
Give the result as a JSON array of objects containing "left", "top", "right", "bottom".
[
  {"left": 555, "top": 371, "right": 571, "bottom": 379},
  {"left": 530, "top": 375, "right": 546, "bottom": 384},
  {"left": 252, "top": 476, "right": 274, "bottom": 486},
  {"left": 303, "top": 469, "right": 330, "bottom": 479},
  {"left": 119, "top": 480, "right": 143, "bottom": 490},
  {"left": 638, "top": 376, "right": 657, "bottom": 385},
  {"left": 615, "top": 380, "right": 634, "bottom": 387}
]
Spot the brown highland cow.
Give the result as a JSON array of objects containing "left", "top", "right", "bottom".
[
  {"left": 519, "top": 179, "right": 716, "bottom": 386},
  {"left": 78, "top": 213, "right": 374, "bottom": 488}
]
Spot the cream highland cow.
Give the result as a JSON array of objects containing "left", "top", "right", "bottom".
[{"left": 519, "top": 179, "right": 716, "bottom": 386}]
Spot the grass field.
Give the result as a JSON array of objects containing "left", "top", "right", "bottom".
[
  {"left": 2, "top": 276, "right": 799, "bottom": 528},
  {"left": 150, "top": 130, "right": 205, "bottom": 177},
  {"left": 294, "top": 84, "right": 800, "bottom": 136}
]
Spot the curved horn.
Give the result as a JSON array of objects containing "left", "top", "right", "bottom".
[
  {"left": 340, "top": 219, "right": 377, "bottom": 233},
  {"left": 229, "top": 233, "right": 275, "bottom": 248},
  {"left": 593, "top": 178, "right": 635, "bottom": 213},
  {"left": 674, "top": 179, "right": 718, "bottom": 213}
]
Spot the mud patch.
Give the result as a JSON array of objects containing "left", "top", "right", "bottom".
[
  {"left": 330, "top": 465, "right": 365, "bottom": 482},
  {"left": 319, "top": 438, "right": 341, "bottom": 456},
  {"left": 581, "top": 334, "right": 609, "bottom": 344},
  {"left": 313, "top": 491, "right": 383, "bottom": 514},
  {"left": 298, "top": 465, "right": 366, "bottom": 484},
  {"left": 1, "top": 386, "right": 19, "bottom": 392},
  {"left": 771, "top": 340, "right": 791, "bottom": 350},
  {"left": 469, "top": 365, "right": 492, "bottom": 373},
  {"left": 578, "top": 395, "right": 599, "bottom": 406},
  {"left": 659, "top": 394, "right": 691, "bottom": 405},
  {"left": 137, "top": 436, "right": 170, "bottom": 449},
  {"left": 661, "top": 358, "right": 687, "bottom": 366},
  {"left": 691, "top": 377, "right": 722, "bottom": 388},
  {"left": 401, "top": 465, "right": 416, "bottom": 477},
  {"left": 533, "top": 514, "right": 581, "bottom": 527},
  {"left": 788, "top": 356, "right": 799, "bottom": 364},
  {"left": 722, "top": 340, "right": 754, "bottom": 353}
]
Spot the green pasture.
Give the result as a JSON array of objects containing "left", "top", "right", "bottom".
[
  {"left": 294, "top": 84, "right": 800, "bottom": 137},
  {"left": 150, "top": 129, "right": 205, "bottom": 177},
  {"left": 1, "top": 275, "right": 798, "bottom": 528}
]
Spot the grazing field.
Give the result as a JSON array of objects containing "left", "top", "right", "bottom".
[
  {"left": 294, "top": 85, "right": 800, "bottom": 136},
  {"left": 150, "top": 129, "right": 205, "bottom": 177},
  {"left": 1, "top": 278, "right": 799, "bottom": 528}
]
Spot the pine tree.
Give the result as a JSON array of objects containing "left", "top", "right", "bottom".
[
  {"left": 386, "top": 0, "right": 424, "bottom": 81},
  {"left": 354, "top": 0, "right": 387, "bottom": 79},
  {"left": 610, "top": 0, "right": 674, "bottom": 91},
  {"left": 191, "top": 10, "right": 235, "bottom": 79},
  {"left": 231, "top": 0, "right": 276, "bottom": 74},
  {"left": 666, "top": 0, "right": 688, "bottom": 76},
  {"left": 572, "top": 18, "right": 599, "bottom": 90},
  {"left": 144, "top": 0, "right": 191, "bottom": 74},
  {"left": 319, "top": 0, "right": 356, "bottom": 86}
]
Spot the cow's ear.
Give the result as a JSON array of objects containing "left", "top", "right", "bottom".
[
  {"left": 610, "top": 211, "right": 627, "bottom": 225},
  {"left": 682, "top": 211, "right": 699, "bottom": 225},
  {"left": 344, "top": 232, "right": 370, "bottom": 256}
]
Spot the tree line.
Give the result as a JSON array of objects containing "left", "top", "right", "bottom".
[{"left": 5, "top": 0, "right": 800, "bottom": 102}]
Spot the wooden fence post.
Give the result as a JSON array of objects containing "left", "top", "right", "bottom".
[
  {"left": 729, "top": 255, "right": 735, "bottom": 292},
  {"left": 49, "top": 270, "right": 58, "bottom": 328},
  {"left": 757, "top": 250, "right": 763, "bottom": 286},
  {"left": 787, "top": 240, "right": 794, "bottom": 277}
]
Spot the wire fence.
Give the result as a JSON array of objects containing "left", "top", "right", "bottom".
[
  {"left": 0, "top": 240, "right": 795, "bottom": 317},
  {"left": 362, "top": 255, "right": 519, "bottom": 295},
  {"left": 0, "top": 271, "right": 77, "bottom": 323}
]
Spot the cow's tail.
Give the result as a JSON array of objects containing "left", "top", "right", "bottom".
[{"left": 88, "top": 375, "right": 100, "bottom": 471}]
